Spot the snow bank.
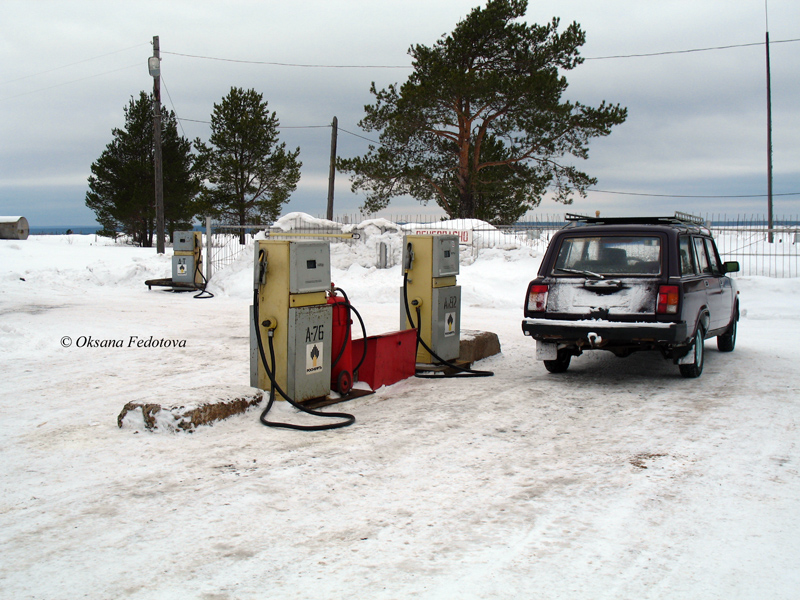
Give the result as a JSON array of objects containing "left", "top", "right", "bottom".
[
  {"left": 272, "top": 212, "right": 341, "bottom": 231},
  {"left": 261, "top": 212, "right": 542, "bottom": 271},
  {"left": 3, "top": 223, "right": 800, "bottom": 599},
  {"left": 0, "top": 234, "right": 171, "bottom": 290}
]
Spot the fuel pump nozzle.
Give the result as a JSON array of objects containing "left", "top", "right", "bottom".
[
  {"left": 254, "top": 249, "right": 268, "bottom": 288},
  {"left": 404, "top": 242, "right": 414, "bottom": 273}
]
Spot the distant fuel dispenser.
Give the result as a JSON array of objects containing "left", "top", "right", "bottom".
[
  {"left": 172, "top": 231, "right": 203, "bottom": 287},
  {"left": 144, "top": 230, "right": 212, "bottom": 298},
  {"left": 401, "top": 234, "right": 461, "bottom": 364}
]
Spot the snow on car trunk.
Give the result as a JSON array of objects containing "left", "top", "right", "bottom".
[{"left": 547, "top": 278, "right": 659, "bottom": 316}]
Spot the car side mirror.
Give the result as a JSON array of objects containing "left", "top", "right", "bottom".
[{"left": 723, "top": 261, "right": 740, "bottom": 273}]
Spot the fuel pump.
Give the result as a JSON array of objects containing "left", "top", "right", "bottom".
[
  {"left": 172, "top": 231, "right": 203, "bottom": 287},
  {"left": 250, "top": 240, "right": 354, "bottom": 430},
  {"left": 171, "top": 230, "right": 213, "bottom": 298},
  {"left": 401, "top": 234, "right": 461, "bottom": 363},
  {"left": 401, "top": 234, "right": 493, "bottom": 378}
]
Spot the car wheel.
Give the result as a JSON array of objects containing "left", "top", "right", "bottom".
[
  {"left": 544, "top": 350, "right": 571, "bottom": 373},
  {"left": 679, "top": 327, "right": 705, "bottom": 378},
  {"left": 717, "top": 310, "right": 737, "bottom": 352}
]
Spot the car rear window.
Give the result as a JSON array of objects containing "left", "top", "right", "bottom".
[{"left": 553, "top": 235, "right": 662, "bottom": 276}]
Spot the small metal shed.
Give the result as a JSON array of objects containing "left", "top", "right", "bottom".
[{"left": 0, "top": 217, "right": 29, "bottom": 240}]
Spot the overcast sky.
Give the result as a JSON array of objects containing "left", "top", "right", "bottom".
[{"left": 1, "top": 0, "right": 798, "bottom": 226}]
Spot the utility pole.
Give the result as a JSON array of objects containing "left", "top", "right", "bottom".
[
  {"left": 149, "top": 35, "right": 165, "bottom": 253},
  {"left": 765, "top": 25, "right": 774, "bottom": 243},
  {"left": 326, "top": 116, "right": 338, "bottom": 221}
]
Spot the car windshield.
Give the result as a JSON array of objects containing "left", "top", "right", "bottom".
[{"left": 553, "top": 235, "right": 662, "bottom": 276}]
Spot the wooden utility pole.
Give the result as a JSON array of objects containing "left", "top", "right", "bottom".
[
  {"left": 326, "top": 116, "right": 338, "bottom": 220},
  {"left": 150, "top": 35, "right": 165, "bottom": 253},
  {"left": 765, "top": 29, "right": 774, "bottom": 243}
]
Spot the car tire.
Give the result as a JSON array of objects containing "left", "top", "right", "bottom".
[
  {"left": 679, "top": 326, "right": 705, "bottom": 378},
  {"left": 544, "top": 350, "right": 571, "bottom": 373},
  {"left": 717, "top": 308, "right": 738, "bottom": 352}
]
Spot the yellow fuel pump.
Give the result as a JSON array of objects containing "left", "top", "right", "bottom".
[
  {"left": 250, "top": 240, "right": 332, "bottom": 402},
  {"left": 401, "top": 234, "right": 461, "bottom": 364},
  {"left": 250, "top": 239, "right": 354, "bottom": 430}
]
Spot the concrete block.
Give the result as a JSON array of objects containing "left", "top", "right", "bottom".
[
  {"left": 118, "top": 387, "right": 263, "bottom": 432},
  {"left": 459, "top": 330, "right": 501, "bottom": 364}
]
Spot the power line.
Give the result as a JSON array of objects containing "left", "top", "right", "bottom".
[
  {"left": 161, "top": 37, "right": 800, "bottom": 69},
  {"left": 160, "top": 75, "right": 187, "bottom": 138},
  {"left": 5, "top": 35, "right": 797, "bottom": 103},
  {"left": 335, "top": 128, "right": 800, "bottom": 199},
  {"left": 10, "top": 36, "right": 788, "bottom": 203},
  {"left": 169, "top": 114, "right": 800, "bottom": 200},
  {"left": 0, "top": 63, "right": 141, "bottom": 102},
  {"left": 161, "top": 50, "right": 410, "bottom": 69},
  {"left": 336, "top": 128, "right": 800, "bottom": 199},
  {"left": 588, "top": 188, "right": 800, "bottom": 198},
  {"left": 0, "top": 43, "right": 148, "bottom": 86},
  {"left": 176, "top": 117, "right": 332, "bottom": 130},
  {"left": 339, "top": 127, "right": 380, "bottom": 144},
  {"left": 3, "top": 35, "right": 798, "bottom": 103},
  {"left": 585, "top": 37, "right": 800, "bottom": 60}
]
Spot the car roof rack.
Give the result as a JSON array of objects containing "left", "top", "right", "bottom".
[{"left": 564, "top": 212, "right": 707, "bottom": 227}]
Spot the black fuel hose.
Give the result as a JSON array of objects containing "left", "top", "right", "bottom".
[
  {"left": 402, "top": 272, "right": 493, "bottom": 379},
  {"left": 192, "top": 249, "right": 214, "bottom": 299},
  {"left": 330, "top": 287, "right": 368, "bottom": 376},
  {"left": 193, "top": 270, "right": 214, "bottom": 299},
  {"left": 350, "top": 304, "right": 368, "bottom": 374},
  {"left": 254, "top": 288, "right": 355, "bottom": 431}
]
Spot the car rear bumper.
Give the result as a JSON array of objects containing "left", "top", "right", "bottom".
[{"left": 521, "top": 317, "right": 689, "bottom": 345}]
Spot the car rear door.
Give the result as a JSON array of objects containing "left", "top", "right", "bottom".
[
  {"left": 546, "top": 233, "right": 663, "bottom": 319},
  {"left": 679, "top": 235, "right": 707, "bottom": 331}
]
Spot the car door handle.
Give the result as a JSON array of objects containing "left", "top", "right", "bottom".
[{"left": 704, "top": 280, "right": 709, "bottom": 287}]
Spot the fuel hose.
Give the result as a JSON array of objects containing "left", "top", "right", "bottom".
[
  {"left": 253, "top": 287, "right": 355, "bottom": 431},
  {"left": 402, "top": 272, "right": 493, "bottom": 379}
]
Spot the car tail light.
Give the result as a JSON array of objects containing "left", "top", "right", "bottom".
[
  {"left": 527, "top": 284, "right": 549, "bottom": 313},
  {"left": 656, "top": 285, "right": 680, "bottom": 314}
]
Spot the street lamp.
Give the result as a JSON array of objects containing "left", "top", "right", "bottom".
[{"left": 148, "top": 56, "right": 160, "bottom": 78}]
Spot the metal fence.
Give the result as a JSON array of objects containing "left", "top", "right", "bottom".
[
  {"left": 705, "top": 215, "right": 800, "bottom": 278},
  {"left": 206, "top": 223, "right": 265, "bottom": 277},
  {"left": 206, "top": 214, "right": 800, "bottom": 279},
  {"left": 206, "top": 220, "right": 362, "bottom": 276}
]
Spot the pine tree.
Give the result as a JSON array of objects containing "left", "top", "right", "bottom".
[
  {"left": 338, "top": 0, "right": 627, "bottom": 223},
  {"left": 86, "top": 92, "right": 200, "bottom": 246},
  {"left": 195, "top": 87, "right": 301, "bottom": 241}
]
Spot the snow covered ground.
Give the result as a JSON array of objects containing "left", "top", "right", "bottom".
[{"left": 1, "top": 229, "right": 799, "bottom": 599}]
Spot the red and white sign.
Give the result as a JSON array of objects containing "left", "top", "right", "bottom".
[{"left": 411, "top": 229, "right": 473, "bottom": 244}]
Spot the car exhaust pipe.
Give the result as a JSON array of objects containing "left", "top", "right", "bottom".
[{"left": 587, "top": 332, "right": 602, "bottom": 348}]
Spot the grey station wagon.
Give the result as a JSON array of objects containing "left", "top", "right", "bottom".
[{"left": 521, "top": 213, "right": 740, "bottom": 377}]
